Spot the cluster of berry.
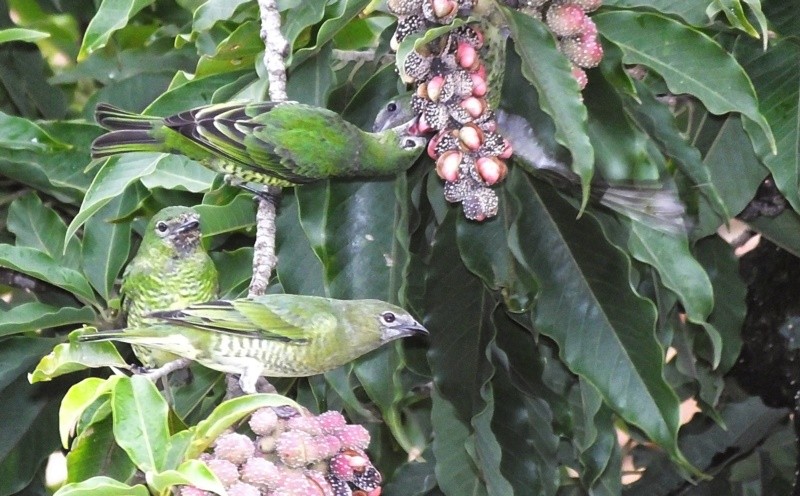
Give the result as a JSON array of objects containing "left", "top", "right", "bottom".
[
  {"left": 388, "top": 0, "right": 511, "bottom": 221},
  {"left": 514, "top": 0, "right": 604, "bottom": 89},
  {"left": 386, "top": 0, "right": 604, "bottom": 220},
  {"left": 180, "top": 407, "right": 381, "bottom": 496}
]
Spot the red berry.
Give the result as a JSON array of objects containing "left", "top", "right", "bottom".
[
  {"left": 560, "top": 34, "right": 603, "bottom": 68},
  {"left": 571, "top": 64, "right": 588, "bottom": 89}
]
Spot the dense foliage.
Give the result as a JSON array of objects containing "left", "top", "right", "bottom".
[{"left": 0, "top": 0, "right": 799, "bottom": 494}]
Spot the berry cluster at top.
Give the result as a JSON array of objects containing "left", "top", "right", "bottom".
[
  {"left": 180, "top": 406, "right": 381, "bottom": 496},
  {"left": 389, "top": 0, "right": 512, "bottom": 221},
  {"left": 387, "top": 0, "right": 603, "bottom": 221},
  {"left": 513, "top": 0, "right": 604, "bottom": 89}
]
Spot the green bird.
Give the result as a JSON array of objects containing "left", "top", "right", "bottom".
[
  {"left": 374, "top": 95, "right": 687, "bottom": 234},
  {"left": 91, "top": 101, "right": 427, "bottom": 187},
  {"left": 79, "top": 295, "right": 428, "bottom": 394},
  {"left": 121, "top": 206, "right": 219, "bottom": 367}
]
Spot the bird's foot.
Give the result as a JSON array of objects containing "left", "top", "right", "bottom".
[
  {"left": 223, "top": 175, "right": 281, "bottom": 207},
  {"left": 139, "top": 358, "right": 191, "bottom": 383}
]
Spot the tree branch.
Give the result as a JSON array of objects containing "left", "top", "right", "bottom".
[{"left": 249, "top": 0, "right": 289, "bottom": 298}]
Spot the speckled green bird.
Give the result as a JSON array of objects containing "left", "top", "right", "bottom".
[
  {"left": 91, "top": 101, "right": 427, "bottom": 187},
  {"left": 79, "top": 295, "right": 428, "bottom": 394},
  {"left": 121, "top": 206, "right": 219, "bottom": 367}
]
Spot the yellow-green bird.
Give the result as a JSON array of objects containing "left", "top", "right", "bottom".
[
  {"left": 121, "top": 206, "right": 219, "bottom": 367},
  {"left": 79, "top": 295, "right": 428, "bottom": 393}
]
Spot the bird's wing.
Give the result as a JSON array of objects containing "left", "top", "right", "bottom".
[{"left": 149, "top": 298, "right": 336, "bottom": 343}]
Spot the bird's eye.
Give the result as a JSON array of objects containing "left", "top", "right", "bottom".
[
  {"left": 381, "top": 312, "right": 396, "bottom": 323},
  {"left": 403, "top": 138, "right": 417, "bottom": 149},
  {"left": 387, "top": 102, "right": 397, "bottom": 112},
  {"left": 156, "top": 221, "right": 168, "bottom": 233}
]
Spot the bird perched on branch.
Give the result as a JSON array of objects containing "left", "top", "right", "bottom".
[
  {"left": 374, "top": 94, "right": 687, "bottom": 234},
  {"left": 79, "top": 295, "right": 428, "bottom": 394},
  {"left": 91, "top": 101, "right": 427, "bottom": 188},
  {"left": 121, "top": 206, "right": 219, "bottom": 368}
]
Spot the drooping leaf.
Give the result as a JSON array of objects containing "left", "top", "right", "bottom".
[
  {"left": 78, "top": 0, "right": 156, "bottom": 60},
  {"left": 111, "top": 376, "right": 170, "bottom": 473}
]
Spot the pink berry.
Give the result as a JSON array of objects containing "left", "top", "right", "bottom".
[
  {"left": 333, "top": 425, "right": 371, "bottom": 451},
  {"left": 313, "top": 434, "right": 343, "bottom": 459},
  {"left": 288, "top": 416, "right": 324, "bottom": 436},
  {"left": 574, "top": 0, "right": 602, "bottom": 12},
  {"left": 476, "top": 157, "right": 508, "bottom": 185},
  {"left": 470, "top": 72, "right": 487, "bottom": 97},
  {"left": 546, "top": 3, "right": 587, "bottom": 37},
  {"left": 227, "top": 482, "right": 260, "bottom": 496},
  {"left": 277, "top": 430, "right": 319, "bottom": 467},
  {"left": 560, "top": 34, "right": 603, "bottom": 68},
  {"left": 436, "top": 150, "right": 462, "bottom": 181},
  {"left": 458, "top": 124, "right": 484, "bottom": 151},
  {"left": 571, "top": 64, "right": 588, "bottom": 89},
  {"left": 305, "top": 470, "right": 336, "bottom": 496},
  {"left": 205, "top": 458, "right": 240, "bottom": 488},
  {"left": 249, "top": 407, "right": 279, "bottom": 436},
  {"left": 427, "top": 75, "right": 445, "bottom": 102},
  {"left": 213, "top": 433, "right": 255, "bottom": 466},
  {"left": 580, "top": 16, "right": 598, "bottom": 36},
  {"left": 460, "top": 97, "right": 486, "bottom": 118},
  {"left": 241, "top": 457, "right": 280, "bottom": 488},
  {"left": 456, "top": 42, "right": 478, "bottom": 69},
  {"left": 317, "top": 412, "right": 347, "bottom": 433}
]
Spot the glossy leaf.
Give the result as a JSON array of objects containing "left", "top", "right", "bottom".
[
  {"left": 29, "top": 334, "right": 128, "bottom": 384},
  {"left": 0, "top": 303, "right": 94, "bottom": 338},
  {"left": 507, "top": 169, "right": 688, "bottom": 469},
  {"left": 0, "top": 28, "right": 49, "bottom": 44},
  {"left": 502, "top": 8, "right": 594, "bottom": 205},
  {"left": 111, "top": 376, "right": 170, "bottom": 473},
  {"left": 53, "top": 477, "right": 148, "bottom": 496},
  {"left": 595, "top": 11, "right": 774, "bottom": 153},
  {"left": 59, "top": 377, "right": 119, "bottom": 449},
  {"left": 7, "top": 192, "right": 81, "bottom": 268},
  {"left": 78, "top": 0, "right": 155, "bottom": 60},
  {"left": 148, "top": 460, "right": 225, "bottom": 495},
  {"left": 0, "top": 245, "right": 96, "bottom": 303}
]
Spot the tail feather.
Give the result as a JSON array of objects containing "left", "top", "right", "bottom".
[
  {"left": 95, "top": 103, "right": 162, "bottom": 131},
  {"left": 91, "top": 130, "right": 162, "bottom": 159}
]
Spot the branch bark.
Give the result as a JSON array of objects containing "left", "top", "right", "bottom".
[{"left": 249, "top": 0, "right": 289, "bottom": 298}]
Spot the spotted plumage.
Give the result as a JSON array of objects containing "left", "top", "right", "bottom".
[
  {"left": 79, "top": 295, "right": 428, "bottom": 394},
  {"left": 121, "top": 206, "right": 219, "bottom": 367}
]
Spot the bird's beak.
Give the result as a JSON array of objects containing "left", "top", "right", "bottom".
[
  {"left": 402, "top": 321, "right": 429, "bottom": 337},
  {"left": 174, "top": 219, "right": 201, "bottom": 234}
]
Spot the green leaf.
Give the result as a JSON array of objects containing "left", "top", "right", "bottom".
[
  {"left": 112, "top": 376, "right": 170, "bottom": 473},
  {"left": 58, "top": 377, "right": 119, "bottom": 449},
  {"left": 0, "top": 303, "right": 94, "bottom": 338},
  {"left": 78, "top": 0, "right": 156, "bottom": 60},
  {"left": 53, "top": 477, "right": 149, "bottom": 496},
  {"left": 211, "top": 248, "right": 254, "bottom": 299},
  {"left": 739, "top": 40, "right": 800, "bottom": 212},
  {"left": 506, "top": 169, "right": 689, "bottom": 470},
  {"left": 501, "top": 8, "right": 594, "bottom": 207},
  {"left": 195, "top": 192, "right": 256, "bottom": 238},
  {"left": 291, "top": 0, "right": 372, "bottom": 67},
  {"left": 0, "top": 245, "right": 97, "bottom": 303},
  {"left": 7, "top": 192, "right": 81, "bottom": 268},
  {"left": 286, "top": 42, "right": 335, "bottom": 106},
  {"left": 28, "top": 331, "right": 128, "bottom": 384},
  {"left": 140, "top": 156, "right": 218, "bottom": 193},
  {"left": 66, "top": 411, "right": 137, "bottom": 485},
  {"left": 186, "top": 394, "right": 299, "bottom": 459},
  {"left": 192, "top": 0, "right": 251, "bottom": 34},
  {"left": 0, "top": 28, "right": 49, "bottom": 44},
  {"left": 148, "top": 460, "right": 226, "bottom": 495},
  {"left": 276, "top": 192, "right": 326, "bottom": 297},
  {"left": 594, "top": 11, "right": 775, "bottom": 154},
  {"left": 0, "top": 374, "right": 62, "bottom": 496},
  {"left": 81, "top": 187, "right": 140, "bottom": 301},
  {"left": 66, "top": 154, "right": 162, "bottom": 242},
  {"left": 0, "top": 112, "right": 69, "bottom": 152},
  {"left": 196, "top": 21, "right": 262, "bottom": 77},
  {"left": 0, "top": 336, "right": 62, "bottom": 392},
  {"left": 297, "top": 178, "right": 408, "bottom": 301},
  {"left": 708, "top": 0, "right": 760, "bottom": 38},
  {"left": 431, "top": 391, "right": 486, "bottom": 496},
  {"left": 604, "top": 0, "right": 711, "bottom": 26}
]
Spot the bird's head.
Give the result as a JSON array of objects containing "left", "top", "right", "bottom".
[
  {"left": 372, "top": 93, "right": 416, "bottom": 133},
  {"left": 144, "top": 206, "right": 203, "bottom": 255},
  {"left": 371, "top": 302, "right": 429, "bottom": 343}
]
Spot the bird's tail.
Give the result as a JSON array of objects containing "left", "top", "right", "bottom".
[
  {"left": 91, "top": 104, "right": 164, "bottom": 159},
  {"left": 597, "top": 184, "right": 687, "bottom": 234},
  {"left": 78, "top": 326, "right": 180, "bottom": 346}
]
